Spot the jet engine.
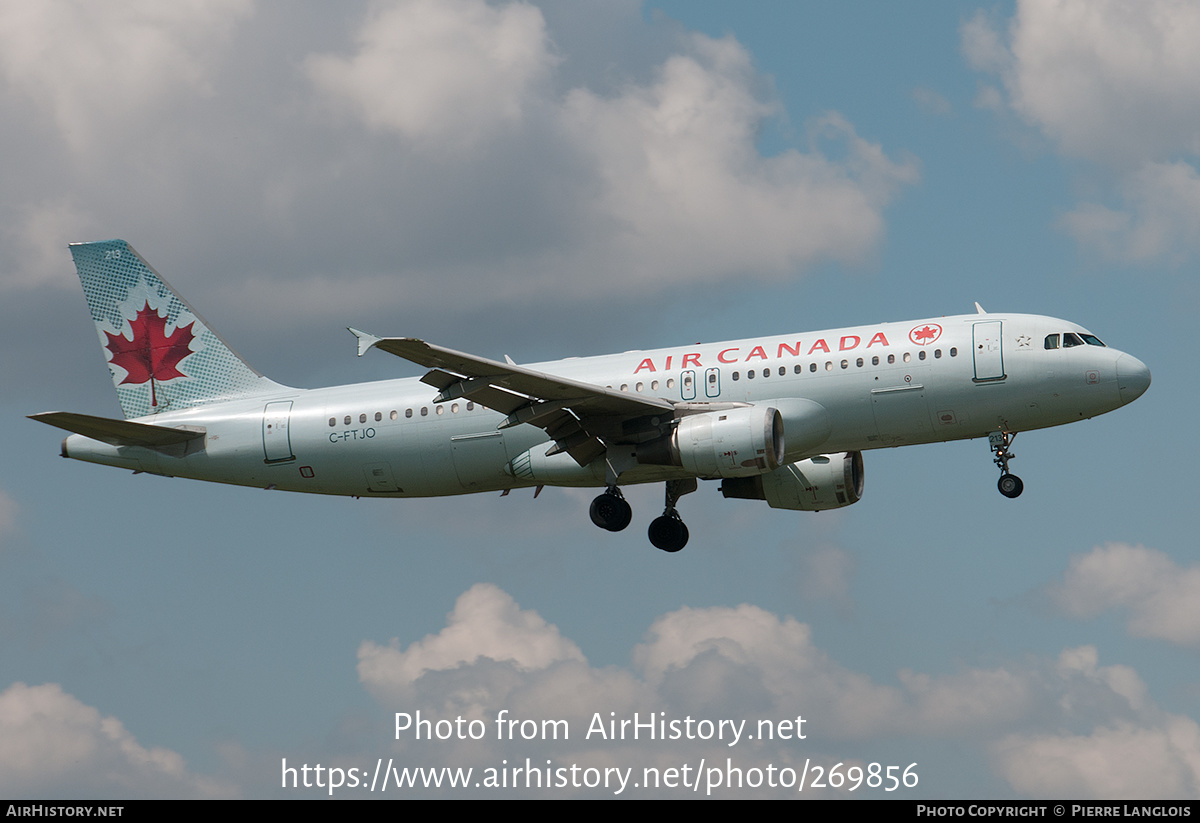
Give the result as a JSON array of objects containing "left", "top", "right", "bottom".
[
  {"left": 720, "top": 451, "right": 864, "bottom": 511},
  {"left": 638, "top": 406, "right": 784, "bottom": 478}
]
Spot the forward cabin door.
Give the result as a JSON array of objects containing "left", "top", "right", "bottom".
[{"left": 972, "top": 321, "right": 1005, "bottom": 382}]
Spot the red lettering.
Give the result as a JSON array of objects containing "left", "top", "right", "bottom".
[
  {"left": 634, "top": 358, "right": 655, "bottom": 373},
  {"left": 777, "top": 341, "right": 802, "bottom": 358},
  {"left": 718, "top": 348, "right": 740, "bottom": 364},
  {"left": 839, "top": 335, "right": 860, "bottom": 351},
  {"left": 808, "top": 339, "right": 830, "bottom": 354},
  {"left": 745, "top": 346, "right": 767, "bottom": 361},
  {"left": 867, "top": 332, "right": 890, "bottom": 347},
  {"left": 682, "top": 352, "right": 702, "bottom": 368},
  {"left": 665, "top": 355, "right": 673, "bottom": 370}
]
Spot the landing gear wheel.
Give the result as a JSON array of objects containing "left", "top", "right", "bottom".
[
  {"left": 648, "top": 515, "right": 689, "bottom": 553},
  {"left": 590, "top": 490, "right": 632, "bottom": 532},
  {"left": 997, "top": 473, "right": 1024, "bottom": 499},
  {"left": 989, "top": 431, "right": 1023, "bottom": 499}
]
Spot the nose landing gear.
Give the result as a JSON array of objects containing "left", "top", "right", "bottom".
[{"left": 989, "top": 431, "right": 1023, "bottom": 498}]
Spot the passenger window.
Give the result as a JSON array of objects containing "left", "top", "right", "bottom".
[
  {"left": 344, "top": 415, "right": 351, "bottom": 425},
  {"left": 420, "top": 407, "right": 428, "bottom": 417},
  {"left": 950, "top": 347, "right": 957, "bottom": 357},
  {"left": 903, "top": 352, "right": 911, "bottom": 363},
  {"left": 747, "top": 370, "right": 755, "bottom": 379},
  {"left": 918, "top": 350, "right": 926, "bottom": 361},
  {"left": 405, "top": 409, "right": 413, "bottom": 418},
  {"left": 761, "top": 369, "right": 769, "bottom": 378},
  {"left": 888, "top": 354, "right": 895, "bottom": 364},
  {"left": 467, "top": 402, "right": 475, "bottom": 411},
  {"left": 374, "top": 412, "right": 382, "bottom": 422},
  {"left": 328, "top": 417, "right": 336, "bottom": 427},
  {"left": 794, "top": 364, "right": 802, "bottom": 374},
  {"left": 809, "top": 363, "right": 817, "bottom": 373},
  {"left": 436, "top": 405, "right": 444, "bottom": 415},
  {"left": 872, "top": 356, "right": 879, "bottom": 366},
  {"left": 825, "top": 361, "right": 833, "bottom": 371},
  {"left": 934, "top": 349, "right": 942, "bottom": 359},
  {"left": 732, "top": 371, "right": 739, "bottom": 381},
  {"left": 667, "top": 378, "right": 675, "bottom": 389},
  {"left": 451, "top": 403, "right": 459, "bottom": 413},
  {"left": 856, "top": 357, "right": 863, "bottom": 367},
  {"left": 651, "top": 380, "right": 659, "bottom": 390},
  {"left": 778, "top": 366, "right": 786, "bottom": 376},
  {"left": 1045, "top": 334, "right": 1060, "bottom": 349}
]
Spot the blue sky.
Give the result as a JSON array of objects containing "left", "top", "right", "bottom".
[{"left": 0, "top": 0, "right": 1196, "bottom": 798}]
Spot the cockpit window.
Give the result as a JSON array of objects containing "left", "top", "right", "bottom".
[
  {"left": 1044, "top": 334, "right": 1059, "bottom": 350},
  {"left": 1080, "top": 334, "right": 1106, "bottom": 347},
  {"left": 1063, "top": 332, "right": 1084, "bottom": 347}
]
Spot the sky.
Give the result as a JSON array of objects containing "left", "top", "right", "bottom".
[{"left": 0, "top": 0, "right": 1196, "bottom": 799}]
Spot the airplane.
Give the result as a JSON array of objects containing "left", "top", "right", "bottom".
[{"left": 31, "top": 240, "right": 1151, "bottom": 553}]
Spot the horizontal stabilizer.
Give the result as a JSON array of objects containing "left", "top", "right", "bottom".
[{"left": 29, "top": 411, "right": 205, "bottom": 449}]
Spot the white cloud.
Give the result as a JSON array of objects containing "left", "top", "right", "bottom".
[
  {"left": 993, "top": 648, "right": 1200, "bottom": 799},
  {"left": 0, "top": 0, "right": 252, "bottom": 154},
  {"left": 359, "top": 584, "right": 1198, "bottom": 797},
  {"left": 1051, "top": 543, "right": 1200, "bottom": 647},
  {"left": 995, "top": 718, "right": 1200, "bottom": 799},
  {"left": 0, "top": 682, "right": 233, "bottom": 798},
  {"left": 1061, "top": 161, "right": 1200, "bottom": 264},
  {"left": 300, "top": 9, "right": 916, "bottom": 306},
  {"left": 964, "top": 0, "right": 1200, "bottom": 165},
  {"left": 963, "top": 0, "right": 1200, "bottom": 265},
  {"left": 307, "top": 0, "right": 555, "bottom": 147},
  {"left": 561, "top": 39, "right": 918, "bottom": 286},
  {"left": 358, "top": 582, "right": 585, "bottom": 704}
]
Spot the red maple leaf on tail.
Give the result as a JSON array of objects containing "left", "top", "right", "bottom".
[{"left": 105, "top": 303, "right": 195, "bottom": 406}]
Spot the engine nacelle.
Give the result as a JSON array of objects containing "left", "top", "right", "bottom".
[
  {"left": 638, "top": 406, "right": 784, "bottom": 478},
  {"left": 720, "top": 451, "right": 864, "bottom": 511}
]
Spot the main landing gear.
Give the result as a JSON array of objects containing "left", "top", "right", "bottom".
[
  {"left": 589, "top": 479, "right": 697, "bottom": 552},
  {"left": 989, "top": 430, "right": 1024, "bottom": 499},
  {"left": 589, "top": 487, "right": 632, "bottom": 532},
  {"left": 647, "top": 478, "right": 696, "bottom": 553}
]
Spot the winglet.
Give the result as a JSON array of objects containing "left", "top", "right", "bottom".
[
  {"left": 974, "top": 302, "right": 987, "bottom": 315},
  {"left": 348, "top": 328, "right": 382, "bottom": 357}
]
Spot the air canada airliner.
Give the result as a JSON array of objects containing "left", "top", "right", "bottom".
[{"left": 32, "top": 240, "right": 1151, "bottom": 552}]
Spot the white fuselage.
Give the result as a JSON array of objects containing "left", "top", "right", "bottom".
[{"left": 61, "top": 312, "right": 1149, "bottom": 498}]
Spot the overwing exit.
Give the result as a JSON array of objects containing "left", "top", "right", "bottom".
[{"left": 32, "top": 240, "right": 1151, "bottom": 552}]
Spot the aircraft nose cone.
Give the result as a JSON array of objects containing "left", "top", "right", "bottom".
[{"left": 1117, "top": 354, "right": 1151, "bottom": 404}]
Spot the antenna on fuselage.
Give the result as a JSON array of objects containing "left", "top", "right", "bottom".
[{"left": 974, "top": 302, "right": 988, "bottom": 314}]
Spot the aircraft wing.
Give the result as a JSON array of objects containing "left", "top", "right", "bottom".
[{"left": 350, "top": 330, "right": 673, "bottom": 465}]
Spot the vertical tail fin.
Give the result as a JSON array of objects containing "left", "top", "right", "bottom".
[{"left": 70, "top": 240, "right": 285, "bottom": 419}]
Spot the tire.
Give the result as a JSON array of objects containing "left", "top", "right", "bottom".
[
  {"left": 997, "top": 474, "right": 1024, "bottom": 498},
  {"left": 648, "top": 515, "right": 689, "bottom": 552},
  {"left": 590, "top": 493, "right": 632, "bottom": 531}
]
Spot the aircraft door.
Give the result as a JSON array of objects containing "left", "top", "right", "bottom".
[
  {"left": 262, "top": 401, "right": 295, "bottom": 463},
  {"left": 705, "top": 368, "right": 721, "bottom": 398},
  {"left": 972, "top": 321, "right": 1005, "bottom": 381},
  {"left": 681, "top": 370, "right": 696, "bottom": 400}
]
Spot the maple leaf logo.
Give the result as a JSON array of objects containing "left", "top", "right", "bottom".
[
  {"left": 105, "top": 302, "right": 195, "bottom": 405},
  {"left": 909, "top": 324, "right": 942, "bottom": 346}
]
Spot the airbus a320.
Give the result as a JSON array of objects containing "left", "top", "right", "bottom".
[{"left": 32, "top": 240, "right": 1151, "bottom": 552}]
